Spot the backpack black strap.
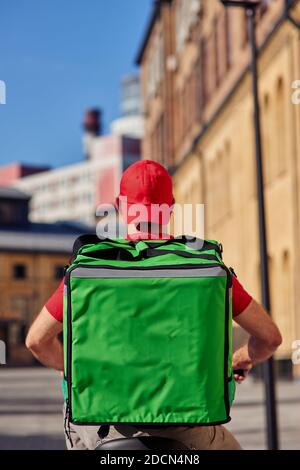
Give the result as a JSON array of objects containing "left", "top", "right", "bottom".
[
  {"left": 84, "top": 248, "right": 139, "bottom": 261},
  {"left": 72, "top": 234, "right": 139, "bottom": 262},
  {"left": 72, "top": 234, "right": 104, "bottom": 258},
  {"left": 97, "top": 425, "right": 110, "bottom": 439},
  {"left": 147, "top": 236, "right": 223, "bottom": 254},
  {"left": 144, "top": 249, "right": 219, "bottom": 261}
]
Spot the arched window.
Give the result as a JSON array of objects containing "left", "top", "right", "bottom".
[
  {"left": 262, "top": 93, "right": 271, "bottom": 186},
  {"left": 282, "top": 251, "right": 291, "bottom": 314},
  {"left": 224, "top": 141, "right": 231, "bottom": 215},
  {"left": 276, "top": 77, "right": 287, "bottom": 176},
  {"left": 280, "top": 250, "right": 292, "bottom": 350},
  {"left": 207, "top": 157, "right": 216, "bottom": 228},
  {"left": 216, "top": 151, "right": 223, "bottom": 222}
]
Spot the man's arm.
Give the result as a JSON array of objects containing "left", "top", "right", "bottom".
[
  {"left": 233, "top": 299, "right": 282, "bottom": 382},
  {"left": 26, "top": 307, "right": 64, "bottom": 371}
]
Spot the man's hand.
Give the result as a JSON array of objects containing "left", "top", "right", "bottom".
[
  {"left": 232, "top": 345, "right": 253, "bottom": 382},
  {"left": 26, "top": 307, "right": 64, "bottom": 371},
  {"left": 233, "top": 299, "right": 282, "bottom": 383}
]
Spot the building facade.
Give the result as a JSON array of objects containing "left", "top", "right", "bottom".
[
  {"left": 11, "top": 135, "right": 140, "bottom": 225},
  {"left": 0, "top": 187, "right": 93, "bottom": 365},
  {"left": 137, "top": 0, "right": 300, "bottom": 375},
  {"left": 0, "top": 163, "right": 50, "bottom": 187},
  {"left": 111, "top": 75, "right": 144, "bottom": 139}
]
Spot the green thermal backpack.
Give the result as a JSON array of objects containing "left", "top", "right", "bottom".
[{"left": 63, "top": 235, "right": 235, "bottom": 426}]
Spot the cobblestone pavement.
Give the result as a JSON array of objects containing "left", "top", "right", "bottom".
[{"left": 0, "top": 368, "right": 299, "bottom": 450}]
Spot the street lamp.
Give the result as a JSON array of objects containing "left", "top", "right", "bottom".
[{"left": 220, "top": 0, "right": 279, "bottom": 451}]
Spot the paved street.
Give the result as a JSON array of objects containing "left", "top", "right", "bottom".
[
  {"left": 227, "top": 378, "right": 300, "bottom": 450},
  {"left": 0, "top": 368, "right": 65, "bottom": 450},
  {"left": 0, "top": 368, "right": 299, "bottom": 450}
]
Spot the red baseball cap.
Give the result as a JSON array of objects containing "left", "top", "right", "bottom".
[{"left": 117, "top": 160, "right": 175, "bottom": 224}]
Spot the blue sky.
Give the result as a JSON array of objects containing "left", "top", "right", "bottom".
[{"left": 0, "top": 0, "right": 152, "bottom": 168}]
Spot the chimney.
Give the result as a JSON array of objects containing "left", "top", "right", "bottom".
[{"left": 83, "top": 108, "right": 102, "bottom": 159}]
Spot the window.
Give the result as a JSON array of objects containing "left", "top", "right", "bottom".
[
  {"left": 11, "top": 295, "right": 30, "bottom": 320},
  {"left": 224, "top": 141, "right": 231, "bottom": 214},
  {"left": 214, "top": 16, "right": 220, "bottom": 87},
  {"left": 195, "top": 52, "right": 203, "bottom": 119},
  {"left": 0, "top": 201, "right": 13, "bottom": 224},
  {"left": 150, "top": 127, "right": 158, "bottom": 163},
  {"left": 176, "top": 0, "right": 202, "bottom": 52},
  {"left": 242, "top": 10, "right": 249, "bottom": 47},
  {"left": 276, "top": 77, "right": 287, "bottom": 176},
  {"left": 13, "top": 264, "right": 27, "bottom": 279},
  {"left": 182, "top": 82, "right": 188, "bottom": 135},
  {"left": 147, "top": 33, "right": 164, "bottom": 98},
  {"left": 262, "top": 93, "right": 272, "bottom": 186},
  {"left": 208, "top": 32, "right": 217, "bottom": 97},
  {"left": 158, "top": 114, "right": 165, "bottom": 165},
  {"left": 174, "top": 90, "right": 181, "bottom": 151},
  {"left": 270, "top": 250, "right": 293, "bottom": 350},
  {"left": 182, "top": 84, "right": 188, "bottom": 135},
  {"left": 190, "top": 67, "right": 198, "bottom": 127},
  {"left": 201, "top": 37, "right": 210, "bottom": 105},
  {"left": 258, "top": 0, "right": 270, "bottom": 18},
  {"left": 224, "top": 9, "right": 232, "bottom": 70},
  {"left": 214, "top": 10, "right": 232, "bottom": 85}
]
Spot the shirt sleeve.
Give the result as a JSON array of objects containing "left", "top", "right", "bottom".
[
  {"left": 232, "top": 275, "right": 252, "bottom": 318},
  {"left": 45, "top": 279, "right": 64, "bottom": 323}
]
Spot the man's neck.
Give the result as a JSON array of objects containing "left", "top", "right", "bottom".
[{"left": 126, "top": 223, "right": 172, "bottom": 241}]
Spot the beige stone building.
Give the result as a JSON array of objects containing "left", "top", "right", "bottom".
[{"left": 137, "top": 0, "right": 300, "bottom": 375}]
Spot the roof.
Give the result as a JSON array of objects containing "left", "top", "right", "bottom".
[
  {"left": 0, "top": 220, "right": 93, "bottom": 234},
  {"left": 0, "top": 186, "right": 30, "bottom": 200},
  {"left": 0, "top": 317, "right": 25, "bottom": 325},
  {"left": 0, "top": 221, "right": 95, "bottom": 254},
  {"left": 136, "top": 0, "right": 172, "bottom": 65}
]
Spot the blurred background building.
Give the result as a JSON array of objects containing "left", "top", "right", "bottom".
[
  {"left": 0, "top": 186, "right": 93, "bottom": 365},
  {"left": 111, "top": 75, "right": 144, "bottom": 138},
  {"left": 137, "top": 0, "right": 300, "bottom": 377},
  {"left": 13, "top": 132, "right": 140, "bottom": 225},
  {"left": 0, "top": 163, "right": 50, "bottom": 186}
]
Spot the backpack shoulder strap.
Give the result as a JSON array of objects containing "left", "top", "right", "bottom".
[
  {"left": 72, "top": 234, "right": 103, "bottom": 258},
  {"left": 147, "top": 236, "right": 223, "bottom": 255},
  {"left": 71, "top": 235, "right": 140, "bottom": 262}
]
